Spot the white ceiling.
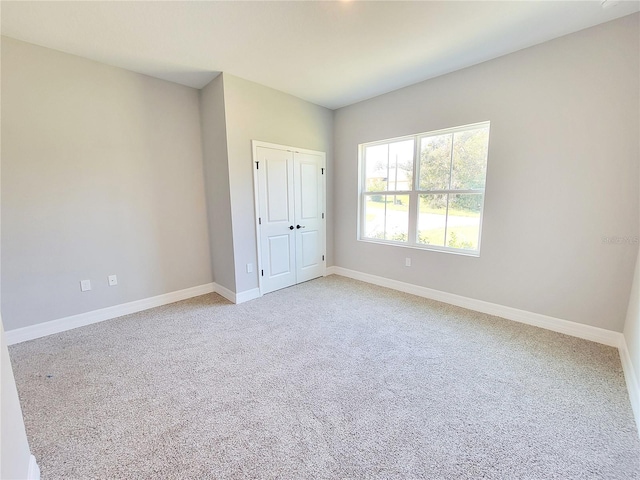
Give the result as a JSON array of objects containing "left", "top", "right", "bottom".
[{"left": 2, "top": 1, "right": 638, "bottom": 109}]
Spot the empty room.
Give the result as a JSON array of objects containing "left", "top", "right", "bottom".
[{"left": 1, "top": 1, "right": 639, "bottom": 479}]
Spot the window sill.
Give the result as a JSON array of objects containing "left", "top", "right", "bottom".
[{"left": 357, "top": 237, "right": 480, "bottom": 257}]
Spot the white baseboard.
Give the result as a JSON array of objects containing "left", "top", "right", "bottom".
[
  {"left": 28, "top": 454, "right": 40, "bottom": 480},
  {"left": 6, "top": 283, "right": 215, "bottom": 345},
  {"left": 212, "top": 284, "right": 261, "bottom": 304},
  {"left": 619, "top": 339, "right": 640, "bottom": 438},
  {"left": 213, "top": 283, "right": 236, "bottom": 303},
  {"left": 5, "top": 280, "right": 263, "bottom": 345},
  {"left": 6, "top": 267, "right": 638, "bottom": 436},
  {"left": 328, "top": 267, "right": 622, "bottom": 347},
  {"left": 235, "top": 288, "right": 261, "bottom": 304}
]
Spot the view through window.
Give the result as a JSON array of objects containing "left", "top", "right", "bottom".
[{"left": 360, "top": 122, "right": 490, "bottom": 254}]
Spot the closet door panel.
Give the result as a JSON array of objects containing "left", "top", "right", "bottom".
[
  {"left": 256, "top": 146, "right": 297, "bottom": 294},
  {"left": 294, "top": 152, "right": 325, "bottom": 283}
]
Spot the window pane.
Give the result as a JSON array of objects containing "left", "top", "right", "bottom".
[
  {"left": 451, "top": 127, "right": 489, "bottom": 190},
  {"left": 445, "top": 194, "right": 483, "bottom": 250},
  {"left": 364, "top": 144, "right": 389, "bottom": 192},
  {"left": 384, "top": 195, "right": 409, "bottom": 241},
  {"left": 417, "top": 194, "right": 447, "bottom": 246},
  {"left": 364, "top": 194, "right": 409, "bottom": 242},
  {"left": 365, "top": 141, "right": 414, "bottom": 192},
  {"left": 419, "top": 133, "right": 452, "bottom": 190},
  {"left": 364, "top": 195, "right": 385, "bottom": 239},
  {"left": 388, "top": 140, "right": 414, "bottom": 191}
]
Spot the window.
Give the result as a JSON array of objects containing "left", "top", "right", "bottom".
[{"left": 359, "top": 122, "right": 490, "bottom": 255}]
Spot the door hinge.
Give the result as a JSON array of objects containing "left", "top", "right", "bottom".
[
  {"left": 322, "top": 213, "right": 325, "bottom": 219},
  {"left": 322, "top": 255, "right": 325, "bottom": 261},
  {"left": 258, "top": 217, "right": 262, "bottom": 225},
  {"left": 261, "top": 270, "right": 264, "bottom": 277},
  {"left": 255, "top": 161, "right": 259, "bottom": 170},
  {"left": 321, "top": 168, "right": 325, "bottom": 175}
]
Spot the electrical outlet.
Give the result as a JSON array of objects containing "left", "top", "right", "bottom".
[
  {"left": 246, "top": 263, "right": 253, "bottom": 273},
  {"left": 108, "top": 275, "right": 118, "bottom": 286},
  {"left": 80, "top": 279, "right": 91, "bottom": 292},
  {"left": 405, "top": 257, "right": 411, "bottom": 267}
]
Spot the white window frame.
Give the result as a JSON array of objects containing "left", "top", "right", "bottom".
[{"left": 358, "top": 121, "right": 490, "bottom": 257}]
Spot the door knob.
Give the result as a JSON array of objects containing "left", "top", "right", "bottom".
[
  {"left": 289, "top": 226, "right": 294, "bottom": 230},
  {"left": 296, "top": 225, "right": 305, "bottom": 229}
]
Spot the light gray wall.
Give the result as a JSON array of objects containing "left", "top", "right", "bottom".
[
  {"left": 623, "top": 83, "right": 640, "bottom": 409},
  {"left": 199, "top": 75, "right": 236, "bottom": 293},
  {"left": 1, "top": 321, "right": 32, "bottom": 479},
  {"left": 624, "top": 247, "right": 640, "bottom": 397},
  {"left": 1, "top": 37, "right": 213, "bottom": 331},
  {"left": 622, "top": 37, "right": 640, "bottom": 412},
  {"left": 1, "top": 54, "right": 33, "bottom": 477},
  {"left": 222, "top": 73, "right": 334, "bottom": 294},
  {"left": 333, "top": 14, "right": 639, "bottom": 332},
  {"left": 0, "top": 55, "right": 31, "bottom": 479}
]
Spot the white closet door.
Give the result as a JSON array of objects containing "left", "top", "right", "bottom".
[
  {"left": 293, "top": 152, "right": 325, "bottom": 283},
  {"left": 256, "top": 146, "right": 297, "bottom": 294},
  {"left": 254, "top": 141, "right": 326, "bottom": 295}
]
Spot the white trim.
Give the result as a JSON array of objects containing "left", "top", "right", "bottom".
[
  {"left": 6, "top": 283, "right": 215, "bottom": 345},
  {"left": 213, "top": 283, "right": 236, "bottom": 303},
  {"left": 357, "top": 237, "right": 481, "bottom": 257},
  {"left": 252, "top": 140, "right": 265, "bottom": 296},
  {"left": 251, "top": 140, "right": 326, "bottom": 157},
  {"left": 27, "top": 454, "right": 40, "bottom": 480},
  {"left": 213, "top": 283, "right": 260, "bottom": 304},
  {"left": 619, "top": 339, "right": 640, "bottom": 438},
  {"left": 329, "top": 267, "right": 621, "bottom": 347},
  {"left": 235, "top": 288, "right": 261, "bottom": 304}
]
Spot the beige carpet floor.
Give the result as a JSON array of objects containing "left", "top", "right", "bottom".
[{"left": 9, "top": 275, "right": 640, "bottom": 479}]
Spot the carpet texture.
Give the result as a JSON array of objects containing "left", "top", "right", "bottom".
[{"left": 9, "top": 275, "right": 640, "bottom": 479}]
